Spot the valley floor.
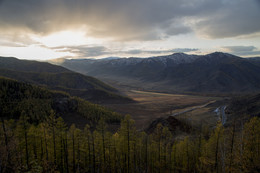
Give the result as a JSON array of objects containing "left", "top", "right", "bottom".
[{"left": 103, "top": 89, "right": 226, "bottom": 130}]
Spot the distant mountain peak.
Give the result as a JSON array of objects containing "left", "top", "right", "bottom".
[
  {"left": 100, "top": 57, "right": 121, "bottom": 60},
  {"left": 171, "top": 52, "right": 188, "bottom": 56},
  {"left": 207, "top": 52, "right": 236, "bottom": 57}
]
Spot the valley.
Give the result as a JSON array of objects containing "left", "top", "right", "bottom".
[
  {"left": 102, "top": 89, "right": 226, "bottom": 130},
  {"left": 0, "top": 54, "right": 257, "bottom": 132},
  {"left": 1, "top": 54, "right": 260, "bottom": 172}
]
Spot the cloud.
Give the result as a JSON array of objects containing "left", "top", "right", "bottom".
[
  {"left": 0, "top": 41, "right": 26, "bottom": 47},
  {"left": 195, "top": 0, "right": 260, "bottom": 38},
  {"left": 222, "top": 46, "right": 257, "bottom": 52},
  {"left": 238, "top": 51, "right": 260, "bottom": 56},
  {"left": 165, "top": 25, "right": 192, "bottom": 36},
  {"left": 125, "top": 48, "right": 199, "bottom": 55},
  {"left": 222, "top": 46, "right": 260, "bottom": 57},
  {"left": 0, "top": 32, "right": 39, "bottom": 47},
  {"left": 124, "top": 49, "right": 175, "bottom": 55},
  {"left": 172, "top": 48, "right": 199, "bottom": 53},
  {"left": 1, "top": 0, "right": 258, "bottom": 42},
  {"left": 74, "top": 46, "right": 108, "bottom": 57},
  {"left": 52, "top": 45, "right": 199, "bottom": 58},
  {"left": 161, "top": 21, "right": 192, "bottom": 37},
  {"left": 0, "top": 0, "right": 259, "bottom": 43},
  {"left": 53, "top": 46, "right": 109, "bottom": 57}
]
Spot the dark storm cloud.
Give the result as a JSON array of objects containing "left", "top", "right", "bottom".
[{"left": 0, "top": 0, "right": 259, "bottom": 40}]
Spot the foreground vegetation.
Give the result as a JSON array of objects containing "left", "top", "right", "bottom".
[
  {"left": 1, "top": 77, "right": 260, "bottom": 172},
  {"left": 1, "top": 113, "right": 260, "bottom": 172}
]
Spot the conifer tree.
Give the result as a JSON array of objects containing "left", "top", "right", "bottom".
[
  {"left": 200, "top": 122, "right": 224, "bottom": 172},
  {"left": 47, "top": 110, "right": 57, "bottom": 165},
  {"left": 119, "top": 115, "right": 136, "bottom": 173},
  {"left": 152, "top": 123, "right": 163, "bottom": 172},
  {"left": 56, "top": 117, "right": 67, "bottom": 172},
  {"left": 83, "top": 124, "right": 92, "bottom": 172},
  {"left": 241, "top": 117, "right": 260, "bottom": 172},
  {"left": 96, "top": 118, "right": 107, "bottom": 171},
  {"left": 17, "top": 112, "right": 30, "bottom": 169},
  {"left": 69, "top": 124, "right": 76, "bottom": 173}
]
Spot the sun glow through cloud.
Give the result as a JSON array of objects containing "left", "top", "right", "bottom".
[
  {"left": 0, "top": 45, "right": 74, "bottom": 60},
  {"left": 32, "top": 30, "right": 102, "bottom": 48}
]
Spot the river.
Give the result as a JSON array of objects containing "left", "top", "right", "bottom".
[{"left": 214, "top": 105, "right": 227, "bottom": 125}]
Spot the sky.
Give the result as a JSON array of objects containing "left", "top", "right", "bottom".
[{"left": 0, "top": 0, "right": 260, "bottom": 60}]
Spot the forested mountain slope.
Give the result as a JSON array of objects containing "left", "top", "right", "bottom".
[
  {"left": 0, "top": 57, "right": 132, "bottom": 103},
  {"left": 0, "top": 77, "right": 121, "bottom": 126}
]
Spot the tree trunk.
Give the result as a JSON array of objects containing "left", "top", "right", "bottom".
[
  {"left": 43, "top": 126, "right": 48, "bottom": 161},
  {"left": 23, "top": 119, "right": 29, "bottom": 169},
  {"left": 92, "top": 133, "right": 96, "bottom": 173},
  {"left": 77, "top": 137, "right": 80, "bottom": 172},
  {"left": 60, "top": 133, "right": 64, "bottom": 173},
  {"left": 1, "top": 117, "right": 11, "bottom": 171},
  {"left": 40, "top": 138, "right": 43, "bottom": 160},
  {"left": 145, "top": 135, "right": 148, "bottom": 173},
  {"left": 228, "top": 123, "right": 235, "bottom": 173},
  {"left": 87, "top": 135, "right": 91, "bottom": 171},
  {"left": 215, "top": 131, "right": 220, "bottom": 173},
  {"left": 52, "top": 126, "right": 56, "bottom": 165},
  {"left": 102, "top": 128, "right": 106, "bottom": 172},
  {"left": 72, "top": 130, "right": 75, "bottom": 173},
  {"left": 127, "top": 120, "right": 130, "bottom": 173},
  {"left": 64, "top": 134, "right": 69, "bottom": 173}
]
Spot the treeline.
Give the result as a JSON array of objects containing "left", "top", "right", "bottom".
[{"left": 1, "top": 113, "right": 260, "bottom": 173}]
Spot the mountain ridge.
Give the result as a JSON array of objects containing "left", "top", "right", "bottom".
[
  {"left": 56, "top": 52, "right": 260, "bottom": 94},
  {"left": 0, "top": 56, "right": 132, "bottom": 103}
]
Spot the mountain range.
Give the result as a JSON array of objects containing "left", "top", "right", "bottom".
[
  {"left": 0, "top": 57, "right": 132, "bottom": 103},
  {"left": 57, "top": 52, "right": 260, "bottom": 94}
]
